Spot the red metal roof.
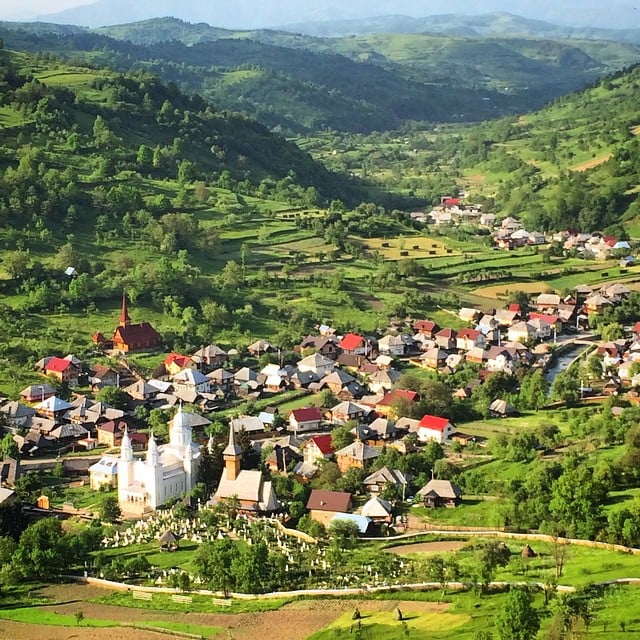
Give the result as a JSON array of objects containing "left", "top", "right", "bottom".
[
  {"left": 436, "top": 328, "right": 456, "bottom": 338},
  {"left": 457, "top": 328, "right": 481, "bottom": 340},
  {"left": 45, "top": 357, "right": 74, "bottom": 373},
  {"left": 414, "top": 320, "right": 438, "bottom": 332},
  {"left": 307, "top": 434, "right": 334, "bottom": 454},
  {"left": 339, "top": 333, "right": 364, "bottom": 351},
  {"left": 418, "top": 415, "right": 452, "bottom": 431},
  {"left": 291, "top": 407, "right": 322, "bottom": 423},
  {"left": 528, "top": 312, "right": 559, "bottom": 325},
  {"left": 508, "top": 303, "right": 521, "bottom": 313},
  {"left": 164, "top": 352, "right": 192, "bottom": 368}
]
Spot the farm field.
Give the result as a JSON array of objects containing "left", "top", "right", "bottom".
[{"left": 6, "top": 581, "right": 640, "bottom": 640}]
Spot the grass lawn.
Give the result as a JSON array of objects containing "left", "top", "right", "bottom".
[
  {"left": 410, "top": 498, "right": 506, "bottom": 529},
  {"left": 0, "top": 607, "right": 222, "bottom": 638},
  {"left": 0, "top": 608, "right": 117, "bottom": 627},
  {"left": 94, "top": 591, "right": 290, "bottom": 614},
  {"left": 307, "top": 609, "right": 470, "bottom": 640}
]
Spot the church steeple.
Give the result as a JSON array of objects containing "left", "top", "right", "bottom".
[
  {"left": 223, "top": 426, "right": 242, "bottom": 481},
  {"left": 121, "top": 425, "right": 133, "bottom": 462},
  {"left": 119, "top": 291, "right": 131, "bottom": 327}
]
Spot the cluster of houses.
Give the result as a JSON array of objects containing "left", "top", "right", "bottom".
[
  {"left": 410, "top": 201, "right": 633, "bottom": 261},
  {"left": 588, "top": 321, "right": 640, "bottom": 396},
  {"left": 1, "top": 280, "right": 635, "bottom": 529}
]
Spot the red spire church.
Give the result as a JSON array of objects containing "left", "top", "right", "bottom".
[{"left": 108, "top": 292, "right": 161, "bottom": 353}]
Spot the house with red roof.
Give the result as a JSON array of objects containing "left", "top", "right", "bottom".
[
  {"left": 111, "top": 293, "right": 161, "bottom": 353},
  {"left": 416, "top": 415, "right": 456, "bottom": 444},
  {"left": 456, "top": 328, "right": 486, "bottom": 351},
  {"left": 339, "top": 333, "right": 369, "bottom": 356},
  {"left": 301, "top": 434, "right": 334, "bottom": 466},
  {"left": 375, "top": 389, "right": 418, "bottom": 418},
  {"left": 435, "top": 328, "right": 457, "bottom": 351},
  {"left": 413, "top": 320, "right": 439, "bottom": 338},
  {"left": 528, "top": 312, "right": 561, "bottom": 333},
  {"left": 289, "top": 407, "right": 323, "bottom": 434},
  {"left": 43, "top": 357, "right": 80, "bottom": 386},
  {"left": 164, "top": 352, "right": 195, "bottom": 376}
]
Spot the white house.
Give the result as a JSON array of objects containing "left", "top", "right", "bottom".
[
  {"left": 172, "top": 368, "right": 211, "bottom": 394},
  {"left": 416, "top": 415, "right": 456, "bottom": 444},
  {"left": 289, "top": 407, "right": 323, "bottom": 434},
  {"left": 297, "top": 353, "right": 335, "bottom": 377}
]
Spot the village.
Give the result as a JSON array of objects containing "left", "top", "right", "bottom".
[{"left": 1, "top": 272, "right": 638, "bottom": 541}]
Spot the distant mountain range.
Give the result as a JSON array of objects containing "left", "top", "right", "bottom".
[
  {"left": 3, "top": 15, "right": 640, "bottom": 135},
  {"left": 32, "top": 0, "right": 640, "bottom": 31},
  {"left": 280, "top": 13, "right": 640, "bottom": 44}
]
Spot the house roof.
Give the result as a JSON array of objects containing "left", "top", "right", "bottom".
[
  {"left": 414, "top": 320, "right": 438, "bottom": 332},
  {"left": 306, "top": 489, "right": 351, "bottom": 512},
  {"left": 377, "top": 389, "right": 418, "bottom": 407},
  {"left": 418, "top": 415, "right": 452, "bottom": 431},
  {"left": 529, "top": 312, "right": 559, "bottom": 325},
  {"left": 330, "top": 512, "right": 371, "bottom": 533},
  {"left": 291, "top": 407, "right": 322, "bottom": 423},
  {"left": 20, "top": 384, "right": 56, "bottom": 398},
  {"left": 173, "top": 368, "right": 209, "bottom": 385},
  {"left": 339, "top": 333, "right": 364, "bottom": 351},
  {"left": 361, "top": 496, "right": 392, "bottom": 518},
  {"left": 363, "top": 466, "right": 409, "bottom": 486},
  {"left": 435, "top": 328, "right": 456, "bottom": 338},
  {"left": 304, "top": 434, "right": 334, "bottom": 455},
  {"left": 536, "top": 293, "right": 561, "bottom": 306},
  {"left": 35, "top": 396, "right": 74, "bottom": 413},
  {"left": 457, "top": 328, "right": 482, "bottom": 340},
  {"left": 335, "top": 440, "right": 380, "bottom": 462},
  {"left": 417, "top": 479, "right": 463, "bottom": 500},
  {"left": 97, "top": 419, "right": 130, "bottom": 434},
  {"left": 45, "top": 356, "right": 76, "bottom": 373},
  {"left": 164, "top": 352, "right": 192, "bottom": 368}
]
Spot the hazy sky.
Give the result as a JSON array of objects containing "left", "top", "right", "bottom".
[
  {"left": 0, "top": 0, "right": 92, "bottom": 20},
  {"left": 1, "top": 0, "right": 638, "bottom": 28}
]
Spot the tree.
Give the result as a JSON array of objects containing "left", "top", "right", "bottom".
[
  {"left": 12, "top": 518, "right": 70, "bottom": 579},
  {"left": 424, "top": 554, "right": 459, "bottom": 597},
  {"left": 95, "top": 386, "right": 129, "bottom": 410},
  {"left": 99, "top": 495, "right": 121, "bottom": 524},
  {"left": 195, "top": 538, "right": 238, "bottom": 595},
  {"left": 330, "top": 424, "right": 355, "bottom": 451},
  {"left": 601, "top": 322, "right": 624, "bottom": 341},
  {"left": 518, "top": 369, "right": 548, "bottom": 411},
  {"left": 4, "top": 250, "right": 30, "bottom": 280},
  {"left": 328, "top": 519, "right": 360, "bottom": 549},
  {"left": 551, "top": 371, "right": 580, "bottom": 407},
  {"left": 495, "top": 588, "right": 540, "bottom": 640},
  {"left": 0, "top": 433, "right": 20, "bottom": 460}
]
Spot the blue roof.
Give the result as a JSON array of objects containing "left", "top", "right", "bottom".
[
  {"left": 89, "top": 457, "right": 118, "bottom": 475},
  {"left": 330, "top": 512, "right": 371, "bottom": 534}
]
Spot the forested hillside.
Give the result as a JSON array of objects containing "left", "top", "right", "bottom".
[
  {"left": 3, "top": 18, "right": 640, "bottom": 133},
  {"left": 0, "top": 49, "right": 412, "bottom": 381},
  {"left": 307, "top": 63, "right": 640, "bottom": 233}
]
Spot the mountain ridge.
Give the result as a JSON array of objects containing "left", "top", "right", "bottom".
[{"left": 30, "top": 1, "right": 640, "bottom": 31}]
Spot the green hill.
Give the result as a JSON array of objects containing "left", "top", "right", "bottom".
[
  {"left": 3, "top": 18, "right": 640, "bottom": 134},
  {"left": 0, "top": 49, "right": 415, "bottom": 388},
  {"left": 304, "top": 62, "right": 640, "bottom": 233}
]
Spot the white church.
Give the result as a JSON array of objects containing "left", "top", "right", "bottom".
[{"left": 117, "top": 405, "right": 201, "bottom": 514}]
